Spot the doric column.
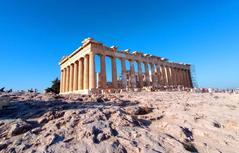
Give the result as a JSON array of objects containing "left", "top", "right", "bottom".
[
  {"left": 84, "top": 55, "right": 89, "bottom": 89},
  {"left": 63, "top": 68, "right": 67, "bottom": 92},
  {"left": 155, "top": 64, "right": 161, "bottom": 86},
  {"left": 150, "top": 63, "right": 154, "bottom": 82},
  {"left": 78, "top": 58, "right": 84, "bottom": 90},
  {"left": 169, "top": 67, "right": 173, "bottom": 86},
  {"left": 171, "top": 67, "right": 176, "bottom": 86},
  {"left": 70, "top": 64, "right": 74, "bottom": 91},
  {"left": 100, "top": 54, "right": 106, "bottom": 88},
  {"left": 160, "top": 65, "right": 165, "bottom": 85},
  {"left": 130, "top": 60, "right": 136, "bottom": 88},
  {"left": 121, "top": 58, "right": 127, "bottom": 88},
  {"left": 73, "top": 61, "right": 78, "bottom": 91},
  {"left": 169, "top": 66, "right": 173, "bottom": 85},
  {"left": 68, "top": 65, "right": 72, "bottom": 92},
  {"left": 175, "top": 68, "right": 179, "bottom": 86},
  {"left": 171, "top": 67, "right": 177, "bottom": 86},
  {"left": 179, "top": 69, "right": 183, "bottom": 86},
  {"left": 150, "top": 63, "right": 157, "bottom": 87},
  {"left": 144, "top": 62, "right": 150, "bottom": 86},
  {"left": 66, "top": 66, "right": 70, "bottom": 92},
  {"left": 89, "top": 52, "right": 96, "bottom": 89},
  {"left": 62, "top": 69, "right": 65, "bottom": 92},
  {"left": 60, "top": 70, "right": 63, "bottom": 93},
  {"left": 164, "top": 66, "right": 169, "bottom": 86},
  {"left": 177, "top": 68, "right": 181, "bottom": 85},
  {"left": 172, "top": 67, "right": 176, "bottom": 86},
  {"left": 64, "top": 68, "right": 67, "bottom": 92},
  {"left": 111, "top": 56, "right": 118, "bottom": 88},
  {"left": 137, "top": 61, "right": 143, "bottom": 88}
]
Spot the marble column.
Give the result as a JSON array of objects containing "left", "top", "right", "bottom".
[
  {"left": 173, "top": 68, "right": 176, "bottom": 86},
  {"left": 160, "top": 65, "right": 165, "bottom": 86},
  {"left": 70, "top": 64, "right": 74, "bottom": 91},
  {"left": 60, "top": 70, "right": 63, "bottom": 93},
  {"left": 73, "top": 61, "right": 78, "bottom": 91},
  {"left": 61, "top": 69, "right": 64, "bottom": 92},
  {"left": 144, "top": 62, "right": 150, "bottom": 86},
  {"left": 63, "top": 68, "right": 67, "bottom": 92},
  {"left": 171, "top": 67, "right": 175, "bottom": 86},
  {"left": 78, "top": 58, "right": 84, "bottom": 90},
  {"left": 100, "top": 54, "right": 106, "bottom": 88},
  {"left": 84, "top": 55, "right": 89, "bottom": 89},
  {"left": 175, "top": 68, "right": 179, "bottom": 86},
  {"left": 167, "top": 66, "right": 172, "bottom": 86},
  {"left": 137, "top": 61, "right": 143, "bottom": 88},
  {"left": 171, "top": 67, "right": 176, "bottom": 86},
  {"left": 66, "top": 66, "right": 70, "bottom": 92},
  {"left": 89, "top": 52, "right": 96, "bottom": 89},
  {"left": 121, "top": 58, "right": 127, "bottom": 88},
  {"left": 164, "top": 66, "right": 169, "bottom": 86},
  {"left": 150, "top": 63, "right": 156, "bottom": 87},
  {"left": 130, "top": 60, "right": 136, "bottom": 88},
  {"left": 111, "top": 56, "right": 118, "bottom": 88},
  {"left": 156, "top": 64, "right": 161, "bottom": 86},
  {"left": 68, "top": 65, "right": 72, "bottom": 91},
  {"left": 177, "top": 69, "right": 180, "bottom": 85}
]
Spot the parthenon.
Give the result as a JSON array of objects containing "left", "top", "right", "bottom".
[{"left": 59, "top": 37, "right": 193, "bottom": 94}]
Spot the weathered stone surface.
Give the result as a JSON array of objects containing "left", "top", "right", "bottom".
[
  {"left": 0, "top": 142, "right": 8, "bottom": 151},
  {"left": 0, "top": 91, "right": 239, "bottom": 152},
  {"left": 8, "top": 119, "right": 32, "bottom": 136},
  {"left": 107, "top": 140, "right": 127, "bottom": 153},
  {"left": 124, "top": 106, "right": 153, "bottom": 115}
]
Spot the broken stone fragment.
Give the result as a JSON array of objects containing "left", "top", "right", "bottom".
[
  {"left": 124, "top": 106, "right": 153, "bottom": 115},
  {"left": 8, "top": 119, "right": 33, "bottom": 136},
  {"left": 107, "top": 140, "right": 127, "bottom": 153},
  {"left": 31, "top": 127, "right": 43, "bottom": 135},
  {"left": 38, "top": 111, "right": 65, "bottom": 124}
]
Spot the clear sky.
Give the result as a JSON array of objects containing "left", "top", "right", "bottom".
[{"left": 0, "top": 0, "right": 238, "bottom": 91}]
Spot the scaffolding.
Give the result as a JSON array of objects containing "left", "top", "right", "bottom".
[{"left": 190, "top": 64, "right": 198, "bottom": 88}]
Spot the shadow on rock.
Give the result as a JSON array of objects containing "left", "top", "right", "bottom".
[{"left": 0, "top": 97, "right": 139, "bottom": 120}]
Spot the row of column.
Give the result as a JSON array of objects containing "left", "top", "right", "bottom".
[
  {"left": 60, "top": 53, "right": 193, "bottom": 93},
  {"left": 60, "top": 52, "right": 96, "bottom": 93},
  {"left": 159, "top": 65, "right": 193, "bottom": 88},
  {"left": 97, "top": 55, "right": 193, "bottom": 89}
]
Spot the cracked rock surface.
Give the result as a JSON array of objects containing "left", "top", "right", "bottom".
[{"left": 0, "top": 91, "right": 239, "bottom": 153}]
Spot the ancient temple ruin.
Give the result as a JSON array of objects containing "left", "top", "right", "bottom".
[{"left": 59, "top": 37, "right": 193, "bottom": 94}]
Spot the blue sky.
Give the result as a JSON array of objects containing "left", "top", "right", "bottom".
[{"left": 0, "top": 0, "right": 238, "bottom": 91}]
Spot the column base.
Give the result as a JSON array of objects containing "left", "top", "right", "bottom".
[{"left": 60, "top": 89, "right": 94, "bottom": 95}]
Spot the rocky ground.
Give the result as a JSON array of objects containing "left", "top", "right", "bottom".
[{"left": 0, "top": 91, "right": 239, "bottom": 153}]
